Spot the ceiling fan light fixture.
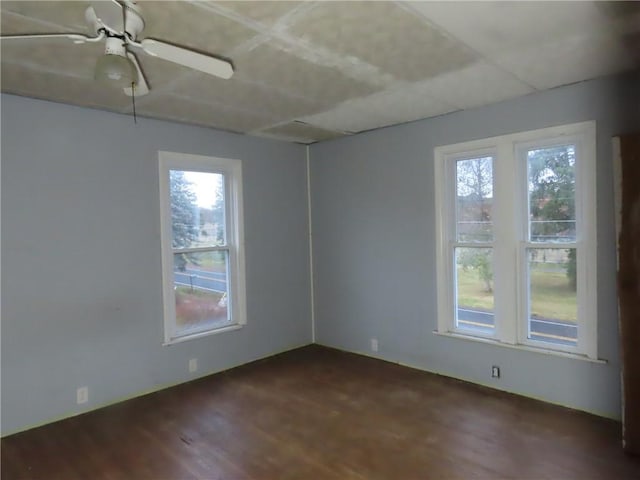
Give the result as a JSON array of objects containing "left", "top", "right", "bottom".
[{"left": 94, "top": 53, "right": 138, "bottom": 87}]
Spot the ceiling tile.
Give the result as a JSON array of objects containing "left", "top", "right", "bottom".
[
  {"left": 1, "top": 10, "right": 71, "bottom": 35},
  {"left": 299, "top": 82, "right": 458, "bottom": 133},
  {"left": 1, "top": 39, "right": 104, "bottom": 79},
  {"left": 135, "top": 94, "right": 274, "bottom": 132},
  {"left": 210, "top": 1, "right": 302, "bottom": 26},
  {"left": 1, "top": 63, "right": 132, "bottom": 111},
  {"left": 233, "top": 42, "right": 380, "bottom": 107},
  {"left": 493, "top": 32, "right": 635, "bottom": 90},
  {"left": 0, "top": 1, "right": 90, "bottom": 32},
  {"left": 408, "top": 1, "right": 610, "bottom": 57},
  {"left": 1, "top": 1, "right": 635, "bottom": 143},
  {"left": 257, "top": 122, "right": 345, "bottom": 144},
  {"left": 412, "top": 61, "right": 535, "bottom": 110},
  {"left": 137, "top": 1, "right": 259, "bottom": 57},
  {"left": 407, "top": 1, "right": 638, "bottom": 91},
  {"left": 288, "top": 1, "right": 477, "bottom": 82},
  {"left": 173, "top": 73, "right": 323, "bottom": 122}
]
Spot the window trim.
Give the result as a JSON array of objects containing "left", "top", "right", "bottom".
[
  {"left": 159, "top": 151, "right": 246, "bottom": 345},
  {"left": 434, "top": 121, "right": 598, "bottom": 359}
]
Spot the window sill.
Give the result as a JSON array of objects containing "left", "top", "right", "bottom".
[
  {"left": 433, "top": 330, "right": 607, "bottom": 364},
  {"left": 164, "top": 324, "right": 244, "bottom": 346}
]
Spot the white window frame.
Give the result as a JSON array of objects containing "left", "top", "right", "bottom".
[
  {"left": 159, "top": 151, "right": 246, "bottom": 345},
  {"left": 434, "top": 121, "right": 598, "bottom": 359}
]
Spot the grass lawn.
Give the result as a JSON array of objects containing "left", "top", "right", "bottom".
[
  {"left": 180, "top": 251, "right": 227, "bottom": 273},
  {"left": 457, "top": 267, "right": 577, "bottom": 323},
  {"left": 197, "top": 254, "right": 225, "bottom": 271}
]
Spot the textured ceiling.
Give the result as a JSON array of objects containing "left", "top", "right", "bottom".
[{"left": 1, "top": 1, "right": 638, "bottom": 144}]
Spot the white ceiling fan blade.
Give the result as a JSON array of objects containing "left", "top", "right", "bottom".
[
  {"left": 89, "top": 0, "right": 124, "bottom": 33},
  {"left": 139, "top": 39, "right": 233, "bottom": 79},
  {"left": 123, "top": 52, "right": 149, "bottom": 97},
  {"left": 0, "top": 33, "right": 101, "bottom": 45}
]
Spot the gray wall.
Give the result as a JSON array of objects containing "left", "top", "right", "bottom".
[
  {"left": 1, "top": 94, "right": 312, "bottom": 436},
  {"left": 3, "top": 71, "right": 638, "bottom": 436},
  {"left": 309, "top": 72, "right": 640, "bottom": 419}
]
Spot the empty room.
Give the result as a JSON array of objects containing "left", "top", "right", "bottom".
[{"left": 2, "top": 1, "right": 640, "bottom": 478}]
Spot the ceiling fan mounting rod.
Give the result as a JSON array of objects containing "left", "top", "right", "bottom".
[{"left": 123, "top": 3, "right": 144, "bottom": 41}]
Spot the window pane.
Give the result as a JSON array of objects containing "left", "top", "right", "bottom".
[
  {"left": 173, "top": 251, "right": 231, "bottom": 336},
  {"left": 455, "top": 247, "right": 494, "bottom": 334},
  {"left": 527, "top": 248, "right": 577, "bottom": 346},
  {"left": 527, "top": 145, "right": 576, "bottom": 242},
  {"left": 170, "top": 170, "right": 225, "bottom": 248},
  {"left": 456, "top": 157, "right": 493, "bottom": 242}
]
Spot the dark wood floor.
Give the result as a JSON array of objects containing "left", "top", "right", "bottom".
[{"left": 2, "top": 345, "right": 639, "bottom": 479}]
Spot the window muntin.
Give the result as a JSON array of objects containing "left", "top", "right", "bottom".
[
  {"left": 435, "top": 122, "right": 596, "bottom": 359},
  {"left": 160, "top": 152, "right": 245, "bottom": 344}
]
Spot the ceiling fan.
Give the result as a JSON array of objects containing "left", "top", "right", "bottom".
[{"left": 0, "top": 0, "right": 234, "bottom": 97}]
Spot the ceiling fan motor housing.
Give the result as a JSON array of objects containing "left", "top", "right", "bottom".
[{"left": 104, "top": 36, "right": 126, "bottom": 57}]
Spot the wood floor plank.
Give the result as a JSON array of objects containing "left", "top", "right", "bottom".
[{"left": 2, "top": 345, "right": 639, "bottom": 479}]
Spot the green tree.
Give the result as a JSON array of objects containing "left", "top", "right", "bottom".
[
  {"left": 210, "top": 175, "right": 225, "bottom": 244},
  {"left": 527, "top": 146, "right": 576, "bottom": 289},
  {"left": 459, "top": 248, "right": 493, "bottom": 293},
  {"left": 170, "top": 171, "right": 198, "bottom": 271}
]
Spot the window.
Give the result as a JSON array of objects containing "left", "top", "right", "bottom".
[
  {"left": 159, "top": 151, "right": 246, "bottom": 344},
  {"left": 434, "top": 122, "right": 597, "bottom": 359}
]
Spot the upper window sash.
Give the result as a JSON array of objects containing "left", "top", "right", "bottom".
[
  {"left": 444, "top": 148, "right": 497, "bottom": 245},
  {"left": 160, "top": 152, "right": 243, "bottom": 246},
  {"left": 515, "top": 134, "right": 585, "bottom": 246}
]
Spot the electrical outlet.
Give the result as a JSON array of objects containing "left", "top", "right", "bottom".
[
  {"left": 189, "top": 358, "right": 198, "bottom": 373},
  {"left": 491, "top": 366, "right": 500, "bottom": 378},
  {"left": 370, "top": 338, "right": 379, "bottom": 352},
  {"left": 77, "top": 386, "right": 88, "bottom": 404}
]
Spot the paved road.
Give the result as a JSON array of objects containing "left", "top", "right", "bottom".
[
  {"left": 458, "top": 308, "right": 577, "bottom": 346},
  {"left": 174, "top": 267, "right": 227, "bottom": 293},
  {"left": 173, "top": 270, "right": 576, "bottom": 346}
]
